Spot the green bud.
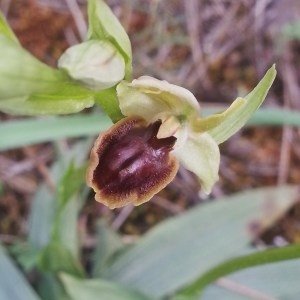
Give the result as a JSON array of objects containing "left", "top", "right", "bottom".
[
  {"left": 87, "top": 0, "right": 132, "bottom": 79},
  {"left": 58, "top": 40, "right": 125, "bottom": 90}
]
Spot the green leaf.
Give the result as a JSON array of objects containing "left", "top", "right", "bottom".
[
  {"left": 51, "top": 160, "right": 88, "bottom": 258},
  {"left": 0, "top": 114, "right": 112, "bottom": 151},
  {"left": 87, "top": 0, "right": 132, "bottom": 79},
  {"left": 9, "top": 242, "right": 41, "bottom": 272},
  {"left": 0, "top": 244, "right": 41, "bottom": 300},
  {"left": 57, "top": 162, "right": 87, "bottom": 211},
  {"left": 92, "top": 220, "right": 125, "bottom": 277},
  {"left": 0, "top": 35, "right": 95, "bottom": 115},
  {"left": 103, "top": 185, "right": 298, "bottom": 298},
  {"left": 208, "top": 65, "right": 277, "bottom": 144},
  {"left": 0, "top": 94, "right": 94, "bottom": 115},
  {"left": 2, "top": 107, "right": 300, "bottom": 151},
  {"left": 0, "top": 12, "right": 19, "bottom": 42},
  {"left": 60, "top": 273, "right": 151, "bottom": 300},
  {"left": 0, "top": 35, "right": 62, "bottom": 98},
  {"left": 37, "top": 273, "right": 70, "bottom": 300},
  {"left": 179, "top": 244, "right": 300, "bottom": 298},
  {"left": 202, "top": 258, "right": 300, "bottom": 300},
  {"left": 28, "top": 140, "right": 92, "bottom": 254},
  {"left": 38, "top": 242, "right": 85, "bottom": 277}
]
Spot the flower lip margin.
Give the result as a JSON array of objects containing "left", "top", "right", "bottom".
[{"left": 86, "top": 116, "right": 179, "bottom": 209}]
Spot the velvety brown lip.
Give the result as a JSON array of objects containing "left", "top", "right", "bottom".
[{"left": 86, "top": 116, "right": 179, "bottom": 209}]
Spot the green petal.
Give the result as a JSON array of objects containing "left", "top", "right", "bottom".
[
  {"left": 87, "top": 0, "right": 132, "bottom": 79},
  {"left": 174, "top": 132, "right": 220, "bottom": 193},
  {"left": 117, "top": 76, "right": 201, "bottom": 122},
  {"left": 207, "top": 65, "right": 277, "bottom": 144},
  {"left": 58, "top": 40, "right": 125, "bottom": 90}
]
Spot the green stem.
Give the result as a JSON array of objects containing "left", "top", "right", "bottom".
[{"left": 178, "top": 244, "right": 300, "bottom": 298}]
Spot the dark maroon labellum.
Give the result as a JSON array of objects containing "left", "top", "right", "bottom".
[{"left": 86, "top": 116, "right": 179, "bottom": 208}]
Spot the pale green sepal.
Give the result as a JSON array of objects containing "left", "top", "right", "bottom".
[
  {"left": 0, "top": 95, "right": 94, "bottom": 115},
  {"left": 173, "top": 132, "right": 220, "bottom": 193},
  {"left": 58, "top": 40, "right": 125, "bottom": 90},
  {"left": 117, "top": 80, "right": 170, "bottom": 122},
  {"left": 0, "top": 12, "right": 19, "bottom": 43},
  {"left": 117, "top": 76, "right": 201, "bottom": 122},
  {"left": 208, "top": 65, "right": 277, "bottom": 144},
  {"left": 0, "top": 35, "right": 63, "bottom": 99},
  {"left": 87, "top": 0, "right": 132, "bottom": 79}
]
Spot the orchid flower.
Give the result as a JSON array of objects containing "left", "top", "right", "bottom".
[{"left": 86, "top": 66, "right": 276, "bottom": 209}]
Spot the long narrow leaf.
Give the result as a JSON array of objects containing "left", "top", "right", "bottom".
[
  {"left": 1, "top": 108, "right": 300, "bottom": 151},
  {"left": 28, "top": 139, "right": 92, "bottom": 254},
  {"left": 179, "top": 243, "right": 300, "bottom": 298},
  {"left": 0, "top": 244, "right": 41, "bottom": 300},
  {"left": 60, "top": 273, "right": 151, "bottom": 300},
  {"left": 92, "top": 220, "right": 125, "bottom": 277},
  {"left": 202, "top": 258, "right": 300, "bottom": 300},
  {"left": 103, "top": 185, "right": 298, "bottom": 298},
  {"left": 0, "top": 114, "right": 111, "bottom": 151}
]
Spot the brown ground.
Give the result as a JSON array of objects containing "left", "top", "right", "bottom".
[{"left": 1, "top": 0, "right": 300, "bottom": 249}]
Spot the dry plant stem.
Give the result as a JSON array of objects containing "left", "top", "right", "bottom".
[
  {"left": 111, "top": 205, "right": 135, "bottom": 230},
  {"left": 186, "top": 1, "right": 253, "bottom": 87},
  {"left": 64, "top": 0, "right": 87, "bottom": 41},
  {"left": 184, "top": 0, "right": 210, "bottom": 89},
  {"left": 23, "top": 147, "right": 55, "bottom": 192},
  {"left": 217, "top": 278, "right": 277, "bottom": 300},
  {"left": 278, "top": 126, "right": 292, "bottom": 185},
  {"left": 254, "top": 0, "right": 272, "bottom": 75},
  {"left": 119, "top": 0, "right": 133, "bottom": 33},
  {"left": 210, "top": 11, "right": 252, "bottom": 63},
  {"left": 151, "top": 195, "right": 183, "bottom": 214},
  {"left": 2, "top": 150, "right": 52, "bottom": 179},
  {"left": 0, "top": 0, "right": 11, "bottom": 16},
  {"left": 277, "top": 60, "right": 296, "bottom": 184},
  {"left": 64, "top": 26, "right": 80, "bottom": 46},
  {"left": 0, "top": 234, "right": 18, "bottom": 244},
  {"left": 0, "top": 152, "right": 52, "bottom": 194}
]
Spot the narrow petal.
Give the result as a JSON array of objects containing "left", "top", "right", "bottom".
[
  {"left": 174, "top": 132, "right": 220, "bottom": 193},
  {"left": 208, "top": 65, "right": 277, "bottom": 144}
]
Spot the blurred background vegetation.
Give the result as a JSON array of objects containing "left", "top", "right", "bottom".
[{"left": 1, "top": 0, "right": 300, "bottom": 299}]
